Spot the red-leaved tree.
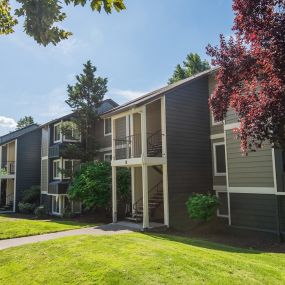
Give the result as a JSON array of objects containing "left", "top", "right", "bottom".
[{"left": 207, "top": 0, "right": 285, "bottom": 153}]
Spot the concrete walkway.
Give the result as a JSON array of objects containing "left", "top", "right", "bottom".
[{"left": 0, "top": 224, "right": 133, "bottom": 251}]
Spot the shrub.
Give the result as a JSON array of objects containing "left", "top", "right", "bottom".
[
  {"left": 34, "top": 206, "right": 47, "bottom": 218},
  {"left": 186, "top": 193, "right": 220, "bottom": 221},
  {"left": 21, "top": 185, "right": 41, "bottom": 204},
  {"left": 18, "top": 202, "right": 36, "bottom": 214},
  {"left": 68, "top": 161, "right": 131, "bottom": 210}
]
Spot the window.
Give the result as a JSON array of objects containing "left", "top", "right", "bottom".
[
  {"left": 53, "top": 160, "right": 61, "bottom": 180},
  {"left": 54, "top": 123, "right": 62, "bottom": 143},
  {"left": 63, "top": 123, "right": 81, "bottom": 142},
  {"left": 104, "top": 118, "right": 112, "bottom": 136},
  {"left": 104, "top": 153, "right": 112, "bottom": 162},
  {"left": 212, "top": 112, "right": 222, "bottom": 126},
  {"left": 213, "top": 142, "right": 226, "bottom": 176},
  {"left": 63, "top": 159, "right": 81, "bottom": 179},
  {"left": 52, "top": 196, "right": 61, "bottom": 215}
]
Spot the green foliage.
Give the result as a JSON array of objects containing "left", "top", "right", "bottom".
[
  {"left": 16, "top": 115, "right": 35, "bottom": 129},
  {"left": 18, "top": 202, "right": 36, "bottom": 214},
  {"left": 186, "top": 193, "right": 219, "bottom": 222},
  {"left": 168, "top": 53, "right": 210, "bottom": 84},
  {"left": 0, "top": 0, "right": 18, "bottom": 34},
  {"left": 1, "top": 0, "right": 125, "bottom": 46},
  {"left": 65, "top": 60, "right": 108, "bottom": 162},
  {"left": 68, "top": 161, "right": 130, "bottom": 210},
  {"left": 21, "top": 185, "right": 41, "bottom": 205}
]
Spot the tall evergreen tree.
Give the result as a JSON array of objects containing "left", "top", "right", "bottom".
[
  {"left": 16, "top": 116, "right": 35, "bottom": 129},
  {"left": 65, "top": 60, "right": 108, "bottom": 162},
  {"left": 168, "top": 53, "right": 210, "bottom": 84}
]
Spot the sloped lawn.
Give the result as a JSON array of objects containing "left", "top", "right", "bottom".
[
  {"left": 0, "top": 215, "right": 96, "bottom": 239},
  {"left": 0, "top": 233, "right": 285, "bottom": 284}
]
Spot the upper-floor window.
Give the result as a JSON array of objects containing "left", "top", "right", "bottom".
[
  {"left": 54, "top": 123, "right": 61, "bottom": 143},
  {"left": 104, "top": 118, "right": 112, "bottom": 136},
  {"left": 212, "top": 112, "right": 222, "bottom": 126},
  {"left": 63, "top": 123, "right": 81, "bottom": 142},
  {"left": 63, "top": 159, "right": 81, "bottom": 179},
  {"left": 213, "top": 142, "right": 226, "bottom": 176}
]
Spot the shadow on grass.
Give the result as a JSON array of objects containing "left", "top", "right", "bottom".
[{"left": 145, "top": 233, "right": 262, "bottom": 255}]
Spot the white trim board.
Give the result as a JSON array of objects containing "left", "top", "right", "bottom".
[
  {"left": 210, "top": 133, "right": 224, "bottom": 140},
  {"left": 213, "top": 185, "right": 227, "bottom": 191},
  {"left": 228, "top": 187, "right": 275, "bottom": 194},
  {"left": 224, "top": 123, "right": 240, "bottom": 130}
]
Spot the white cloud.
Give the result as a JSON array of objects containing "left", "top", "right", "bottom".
[
  {"left": 0, "top": 116, "right": 17, "bottom": 128},
  {"left": 39, "top": 86, "right": 70, "bottom": 118},
  {"left": 110, "top": 88, "right": 146, "bottom": 101}
]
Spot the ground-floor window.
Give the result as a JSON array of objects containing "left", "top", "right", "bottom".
[
  {"left": 104, "top": 153, "right": 112, "bottom": 162},
  {"left": 52, "top": 195, "right": 62, "bottom": 215}
]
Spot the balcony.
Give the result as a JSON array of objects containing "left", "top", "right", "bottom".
[
  {"left": 49, "top": 143, "right": 81, "bottom": 159},
  {"left": 0, "top": 161, "right": 16, "bottom": 176},
  {"left": 48, "top": 181, "right": 69, "bottom": 195},
  {"left": 114, "top": 131, "right": 163, "bottom": 160}
]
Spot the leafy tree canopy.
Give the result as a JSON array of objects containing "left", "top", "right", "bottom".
[
  {"left": 168, "top": 53, "right": 210, "bottom": 84},
  {"left": 68, "top": 161, "right": 131, "bottom": 210},
  {"left": 16, "top": 115, "right": 35, "bottom": 129},
  {"left": 0, "top": 0, "right": 126, "bottom": 46},
  {"left": 65, "top": 60, "right": 108, "bottom": 161},
  {"left": 207, "top": 0, "right": 285, "bottom": 153}
]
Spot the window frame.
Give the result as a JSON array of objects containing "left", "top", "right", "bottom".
[
  {"left": 104, "top": 153, "right": 112, "bottom": 162},
  {"left": 63, "top": 123, "right": 81, "bottom": 143},
  {"left": 53, "top": 123, "right": 62, "bottom": 143},
  {"left": 62, "top": 159, "right": 81, "bottom": 179},
  {"left": 51, "top": 195, "right": 62, "bottom": 215},
  {"left": 213, "top": 142, "right": 226, "bottom": 176},
  {"left": 211, "top": 112, "right": 223, "bottom": 126},
  {"left": 104, "top": 118, "right": 112, "bottom": 136},
  {"left": 53, "top": 159, "right": 62, "bottom": 180}
]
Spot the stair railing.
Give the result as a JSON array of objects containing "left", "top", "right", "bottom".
[
  {"left": 133, "top": 181, "right": 163, "bottom": 213},
  {"left": 147, "top": 130, "right": 163, "bottom": 157}
]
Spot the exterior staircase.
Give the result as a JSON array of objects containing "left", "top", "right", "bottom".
[
  {"left": 147, "top": 131, "right": 162, "bottom": 157},
  {"left": 126, "top": 181, "right": 163, "bottom": 223},
  {"left": 0, "top": 200, "right": 13, "bottom": 212}
]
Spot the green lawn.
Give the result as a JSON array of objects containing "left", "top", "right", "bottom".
[
  {"left": 0, "top": 233, "right": 285, "bottom": 285},
  {"left": 0, "top": 215, "right": 96, "bottom": 239}
]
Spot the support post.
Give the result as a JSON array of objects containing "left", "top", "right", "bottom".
[
  {"left": 141, "top": 106, "right": 147, "bottom": 158},
  {"left": 131, "top": 167, "right": 135, "bottom": 215},
  {"left": 111, "top": 118, "right": 116, "bottom": 161},
  {"left": 112, "top": 166, "right": 117, "bottom": 223},
  {"left": 142, "top": 164, "right": 149, "bottom": 229},
  {"left": 130, "top": 113, "right": 134, "bottom": 158},
  {"left": 163, "top": 164, "right": 169, "bottom": 227}
]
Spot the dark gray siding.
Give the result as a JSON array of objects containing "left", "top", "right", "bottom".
[
  {"left": 230, "top": 193, "right": 277, "bottom": 232},
  {"left": 16, "top": 129, "right": 42, "bottom": 206},
  {"left": 217, "top": 192, "right": 228, "bottom": 216},
  {"left": 166, "top": 75, "right": 213, "bottom": 229},
  {"left": 95, "top": 119, "right": 112, "bottom": 149},
  {"left": 41, "top": 193, "right": 52, "bottom": 213}
]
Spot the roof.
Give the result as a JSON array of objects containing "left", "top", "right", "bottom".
[
  {"left": 102, "top": 67, "right": 219, "bottom": 117},
  {"left": 40, "top": 99, "right": 119, "bottom": 128},
  {"left": 0, "top": 124, "right": 40, "bottom": 145}
]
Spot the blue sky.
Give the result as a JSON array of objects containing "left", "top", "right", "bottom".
[{"left": 0, "top": 0, "right": 234, "bottom": 135}]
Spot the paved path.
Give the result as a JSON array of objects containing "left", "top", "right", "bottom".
[{"left": 0, "top": 224, "right": 133, "bottom": 251}]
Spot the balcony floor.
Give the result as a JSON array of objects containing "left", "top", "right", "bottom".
[{"left": 111, "top": 156, "right": 166, "bottom": 167}]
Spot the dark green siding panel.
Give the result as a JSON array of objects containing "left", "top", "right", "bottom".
[
  {"left": 16, "top": 129, "right": 41, "bottom": 206},
  {"left": 218, "top": 192, "right": 228, "bottom": 216},
  {"left": 166, "top": 75, "right": 213, "bottom": 230},
  {"left": 230, "top": 193, "right": 277, "bottom": 232}
]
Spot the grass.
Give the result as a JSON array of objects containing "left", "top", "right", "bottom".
[
  {"left": 0, "top": 214, "right": 97, "bottom": 239},
  {"left": 0, "top": 233, "right": 285, "bottom": 285}
]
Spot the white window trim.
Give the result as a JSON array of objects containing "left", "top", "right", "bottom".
[
  {"left": 104, "top": 118, "right": 112, "bottom": 136},
  {"left": 213, "top": 142, "right": 226, "bottom": 176},
  {"left": 211, "top": 112, "right": 223, "bottom": 126},
  {"left": 63, "top": 124, "right": 81, "bottom": 142},
  {"left": 104, "top": 153, "right": 112, "bottom": 162},
  {"left": 62, "top": 159, "right": 81, "bottom": 179},
  {"left": 51, "top": 195, "right": 62, "bottom": 215},
  {"left": 53, "top": 159, "right": 62, "bottom": 180},
  {"left": 53, "top": 122, "right": 62, "bottom": 143}
]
